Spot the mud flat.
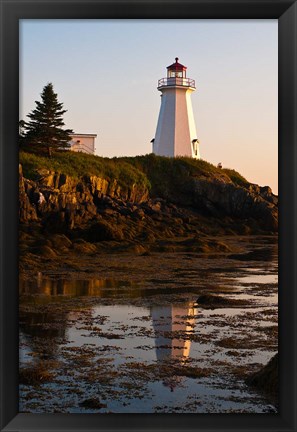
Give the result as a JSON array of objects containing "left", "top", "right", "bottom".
[{"left": 19, "top": 236, "right": 278, "bottom": 413}]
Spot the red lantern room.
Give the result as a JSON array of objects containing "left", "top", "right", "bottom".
[
  {"left": 158, "top": 57, "right": 195, "bottom": 89},
  {"left": 167, "top": 57, "right": 187, "bottom": 78}
]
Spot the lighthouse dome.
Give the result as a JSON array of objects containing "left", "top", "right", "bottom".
[{"left": 167, "top": 57, "right": 187, "bottom": 71}]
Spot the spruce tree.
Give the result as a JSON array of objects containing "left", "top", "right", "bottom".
[{"left": 21, "top": 83, "right": 73, "bottom": 157}]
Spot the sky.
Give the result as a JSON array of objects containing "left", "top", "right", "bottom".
[{"left": 20, "top": 20, "right": 278, "bottom": 193}]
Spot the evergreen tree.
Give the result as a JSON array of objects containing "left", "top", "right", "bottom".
[{"left": 21, "top": 83, "right": 73, "bottom": 157}]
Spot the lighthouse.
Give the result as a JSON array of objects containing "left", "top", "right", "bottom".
[{"left": 153, "top": 58, "right": 200, "bottom": 159}]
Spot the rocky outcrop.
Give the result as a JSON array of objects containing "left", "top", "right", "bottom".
[
  {"left": 35, "top": 169, "right": 149, "bottom": 202},
  {"left": 19, "top": 164, "right": 38, "bottom": 222},
  {"left": 246, "top": 353, "right": 278, "bottom": 399},
  {"left": 19, "top": 167, "right": 149, "bottom": 230},
  {"left": 190, "top": 178, "right": 278, "bottom": 231},
  {"left": 196, "top": 294, "right": 248, "bottom": 308},
  {"left": 19, "top": 164, "right": 278, "bottom": 236}
]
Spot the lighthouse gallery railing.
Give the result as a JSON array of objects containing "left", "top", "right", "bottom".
[{"left": 158, "top": 77, "right": 196, "bottom": 88}]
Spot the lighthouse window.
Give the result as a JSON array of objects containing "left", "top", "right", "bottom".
[
  {"left": 192, "top": 140, "right": 198, "bottom": 156},
  {"left": 169, "top": 71, "right": 183, "bottom": 78}
]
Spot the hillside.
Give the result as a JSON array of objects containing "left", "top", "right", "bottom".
[{"left": 19, "top": 151, "right": 278, "bottom": 272}]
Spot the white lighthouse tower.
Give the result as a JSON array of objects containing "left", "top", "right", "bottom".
[{"left": 153, "top": 58, "right": 200, "bottom": 159}]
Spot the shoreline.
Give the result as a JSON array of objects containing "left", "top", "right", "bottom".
[
  {"left": 19, "top": 239, "right": 278, "bottom": 413},
  {"left": 19, "top": 233, "right": 277, "bottom": 281}
]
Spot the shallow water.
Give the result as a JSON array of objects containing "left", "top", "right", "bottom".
[
  {"left": 235, "top": 271, "right": 278, "bottom": 284},
  {"left": 19, "top": 249, "right": 278, "bottom": 413}
]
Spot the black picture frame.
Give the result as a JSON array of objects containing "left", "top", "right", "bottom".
[{"left": 0, "top": 1, "right": 296, "bottom": 431}]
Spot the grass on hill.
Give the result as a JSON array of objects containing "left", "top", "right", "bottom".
[
  {"left": 120, "top": 154, "right": 249, "bottom": 198},
  {"left": 19, "top": 150, "right": 249, "bottom": 196},
  {"left": 221, "top": 168, "right": 249, "bottom": 188},
  {"left": 19, "top": 150, "right": 151, "bottom": 191}
]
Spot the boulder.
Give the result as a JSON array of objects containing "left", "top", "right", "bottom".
[
  {"left": 246, "top": 353, "right": 278, "bottom": 397},
  {"left": 196, "top": 294, "right": 247, "bottom": 308},
  {"left": 84, "top": 221, "right": 124, "bottom": 242}
]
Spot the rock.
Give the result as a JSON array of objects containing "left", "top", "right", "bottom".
[
  {"left": 196, "top": 294, "right": 247, "bottom": 308},
  {"left": 150, "top": 202, "right": 162, "bottom": 212},
  {"left": 260, "top": 185, "right": 272, "bottom": 195},
  {"left": 50, "top": 234, "right": 72, "bottom": 249},
  {"left": 86, "top": 175, "right": 109, "bottom": 196},
  {"left": 29, "top": 245, "right": 57, "bottom": 258},
  {"left": 18, "top": 160, "right": 277, "bottom": 237},
  {"left": 141, "top": 232, "right": 156, "bottom": 243},
  {"left": 191, "top": 179, "right": 278, "bottom": 231},
  {"left": 84, "top": 221, "right": 124, "bottom": 242},
  {"left": 246, "top": 353, "right": 278, "bottom": 397},
  {"left": 19, "top": 164, "right": 38, "bottom": 222},
  {"left": 73, "top": 242, "right": 97, "bottom": 254},
  {"left": 79, "top": 398, "right": 107, "bottom": 410},
  {"left": 133, "top": 244, "right": 147, "bottom": 254},
  {"left": 260, "top": 186, "right": 278, "bottom": 205}
]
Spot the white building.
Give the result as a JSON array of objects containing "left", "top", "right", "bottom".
[
  {"left": 153, "top": 58, "right": 200, "bottom": 159},
  {"left": 69, "top": 133, "right": 97, "bottom": 155}
]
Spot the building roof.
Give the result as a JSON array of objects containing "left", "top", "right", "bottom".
[
  {"left": 167, "top": 57, "right": 187, "bottom": 71},
  {"left": 70, "top": 133, "right": 97, "bottom": 138}
]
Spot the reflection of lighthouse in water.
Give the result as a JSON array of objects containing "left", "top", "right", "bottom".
[
  {"left": 151, "top": 304, "right": 195, "bottom": 362},
  {"left": 150, "top": 303, "right": 196, "bottom": 391}
]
